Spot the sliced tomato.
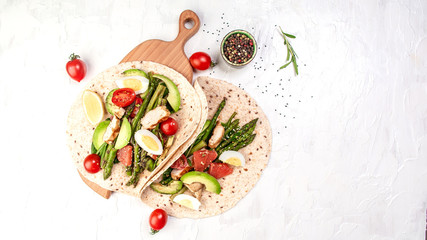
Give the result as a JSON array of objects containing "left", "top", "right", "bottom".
[
  {"left": 130, "top": 96, "right": 143, "bottom": 118},
  {"left": 117, "top": 145, "right": 133, "bottom": 166},
  {"left": 193, "top": 149, "right": 217, "bottom": 172},
  {"left": 112, "top": 88, "right": 136, "bottom": 107},
  {"left": 171, "top": 154, "right": 189, "bottom": 170},
  {"left": 208, "top": 162, "right": 233, "bottom": 179}
]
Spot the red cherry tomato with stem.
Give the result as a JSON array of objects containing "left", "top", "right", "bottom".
[
  {"left": 160, "top": 117, "right": 178, "bottom": 136},
  {"left": 189, "top": 52, "right": 214, "bottom": 70},
  {"left": 112, "top": 88, "right": 136, "bottom": 107},
  {"left": 66, "top": 53, "right": 87, "bottom": 82},
  {"left": 83, "top": 154, "right": 101, "bottom": 173},
  {"left": 149, "top": 208, "right": 168, "bottom": 234}
]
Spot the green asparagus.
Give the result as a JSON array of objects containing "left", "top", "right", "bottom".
[
  {"left": 224, "top": 119, "right": 240, "bottom": 138},
  {"left": 216, "top": 118, "right": 258, "bottom": 151},
  {"left": 224, "top": 112, "right": 237, "bottom": 129},
  {"left": 234, "top": 134, "right": 256, "bottom": 151},
  {"left": 131, "top": 76, "right": 157, "bottom": 134},
  {"left": 201, "top": 99, "right": 226, "bottom": 142},
  {"left": 124, "top": 101, "right": 136, "bottom": 119},
  {"left": 189, "top": 140, "right": 207, "bottom": 155},
  {"left": 103, "top": 148, "right": 118, "bottom": 180},
  {"left": 146, "top": 85, "right": 166, "bottom": 114},
  {"left": 101, "top": 143, "right": 114, "bottom": 169}
]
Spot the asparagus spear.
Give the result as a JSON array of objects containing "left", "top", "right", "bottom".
[
  {"left": 218, "top": 123, "right": 257, "bottom": 155},
  {"left": 103, "top": 148, "right": 118, "bottom": 180},
  {"left": 131, "top": 76, "right": 157, "bottom": 134},
  {"left": 224, "top": 112, "right": 237, "bottom": 129},
  {"left": 125, "top": 166, "right": 133, "bottom": 176},
  {"left": 126, "top": 150, "right": 146, "bottom": 187},
  {"left": 101, "top": 143, "right": 114, "bottom": 169},
  {"left": 124, "top": 101, "right": 136, "bottom": 119},
  {"left": 184, "top": 120, "right": 212, "bottom": 157},
  {"left": 189, "top": 140, "right": 207, "bottom": 155},
  {"left": 216, "top": 118, "right": 258, "bottom": 151},
  {"left": 154, "top": 88, "right": 166, "bottom": 108},
  {"left": 234, "top": 134, "right": 256, "bottom": 150},
  {"left": 224, "top": 119, "right": 240, "bottom": 138},
  {"left": 217, "top": 133, "right": 256, "bottom": 156},
  {"left": 201, "top": 99, "right": 226, "bottom": 142},
  {"left": 227, "top": 122, "right": 257, "bottom": 149},
  {"left": 145, "top": 85, "right": 166, "bottom": 114}
]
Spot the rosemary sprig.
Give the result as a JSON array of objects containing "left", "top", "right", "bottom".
[{"left": 278, "top": 27, "right": 298, "bottom": 75}]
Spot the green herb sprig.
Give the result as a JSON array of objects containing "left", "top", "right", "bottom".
[{"left": 278, "top": 27, "right": 298, "bottom": 75}]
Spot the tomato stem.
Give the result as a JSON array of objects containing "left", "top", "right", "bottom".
[
  {"left": 150, "top": 228, "right": 159, "bottom": 235},
  {"left": 69, "top": 53, "right": 80, "bottom": 61},
  {"left": 210, "top": 61, "right": 217, "bottom": 68}
]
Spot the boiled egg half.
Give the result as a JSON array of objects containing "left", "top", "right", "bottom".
[
  {"left": 173, "top": 194, "right": 201, "bottom": 210},
  {"left": 134, "top": 129, "right": 163, "bottom": 155},
  {"left": 115, "top": 76, "right": 149, "bottom": 94},
  {"left": 219, "top": 150, "right": 245, "bottom": 167}
]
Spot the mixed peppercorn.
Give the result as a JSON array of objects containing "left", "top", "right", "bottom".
[{"left": 222, "top": 32, "right": 255, "bottom": 65}]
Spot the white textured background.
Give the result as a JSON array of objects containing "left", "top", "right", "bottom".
[{"left": 1, "top": 0, "right": 427, "bottom": 239}]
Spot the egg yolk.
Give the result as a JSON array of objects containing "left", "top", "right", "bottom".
[
  {"left": 225, "top": 157, "right": 242, "bottom": 166},
  {"left": 123, "top": 78, "right": 142, "bottom": 91},
  {"left": 178, "top": 199, "right": 194, "bottom": 209},
  {"left": 141, "top": 136, "right": 159, "bottom": 151}
]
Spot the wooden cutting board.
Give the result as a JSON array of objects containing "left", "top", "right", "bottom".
[{"left": 78, "top": 10, "right": 200, "bottom": 199}]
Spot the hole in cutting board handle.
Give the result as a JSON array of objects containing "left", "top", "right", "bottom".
[{"left": 184, "top": 18, "right": 195, "bottom": 29}]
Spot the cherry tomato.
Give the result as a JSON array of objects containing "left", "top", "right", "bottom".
[
  {"left": 130, "top": 96, "right": 143, "bottom": 118},
  {"left": 83, "top": 154, "right": 101, "bottom": 173},
  {"left": 208, "top": 162, "right": 233, "bottom": 179},
  {"left": 117, "top": 145, "right": 133, "bottom": 166},
  {"left": 189, "top": 52, "right": 213, "bottom": 70},
  {"left": 112, "top": 88, "right": 136, "bottom": 107},
  {"left": 171, "top": 154, "right": 188, "bottom": 170},
  {"left": 193, "top": 149, "right": 217, "bottom": 172},
  {"left": 66, "top": 53, "right": 87, "bottom": 82},
  {"left": 160, "top": 117, "right": 178, "bottom": 136},
  {"left": 149, "top": 208, "right": 168, "bottom": 234}
]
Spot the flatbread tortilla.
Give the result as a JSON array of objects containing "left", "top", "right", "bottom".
[
  {"left": 66, "top": 61, "right": 202, "bottom": 196},
  {"left": 138, "top": 80, "right": 209, "bottom": 196},
  {"left": 140, "top": 76, "right": 272, "bottom": 218}
]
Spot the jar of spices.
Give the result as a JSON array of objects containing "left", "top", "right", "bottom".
[{"left": 220, "top": 30, "right": 257, "bottom": 67}]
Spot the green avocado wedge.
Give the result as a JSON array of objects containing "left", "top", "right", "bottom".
[
  {"left": 92, "top": 119, "right": 111, "bottom": 150},
  {"left": 153, "top": 74, "right": 181, "bottom": 112},
  {"left": 150, "top": 180, "right": 183, "bottom": 194},
  {"left": 105, "top": 88, "right": 119, "bottom": 116},
  {"left": 181, "top": 171, "right": 221, "bottom": 194},
  {"left": 114, "top": 117, "right": 131, "bottom": 149},
  {"left": 122, "top": 69, "right": 148, "bottom": 78}
]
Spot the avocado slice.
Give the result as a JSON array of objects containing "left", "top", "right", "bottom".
[
  {"left": 92, "top": 119, "right": 111, "bottom": 150},
  {"left": 122, "top": 69, "right": 148, "bottom": 78},
  {"left": 105, "top": 88, "right": 119, "bottom": 116},
  {"left": 153, "top": 74, "right": 181, "bottom": 112},
  {"left": 151, "top": 180, "right": 183, "bottom": 194},
  {"left": 181, "top": 171, "right": 221, "bottom": 194},
  {"left": 114, "top": 117, "right": 131, "bottom": 149}
]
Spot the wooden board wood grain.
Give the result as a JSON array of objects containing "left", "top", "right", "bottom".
[{"left": 78, "top": 10, "right": 200, "bottom": 199}]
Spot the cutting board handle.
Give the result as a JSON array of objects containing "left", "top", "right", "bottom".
[{"left": 173, "top": 10, "right": 200, "bottom": 47}]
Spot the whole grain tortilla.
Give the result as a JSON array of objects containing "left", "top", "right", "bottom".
[
  {"left": 66, "top": 61, "right": 202, "bottom": 196},
  {"left": 140, "top": 76, "right": 272, "bottom": 218}
]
